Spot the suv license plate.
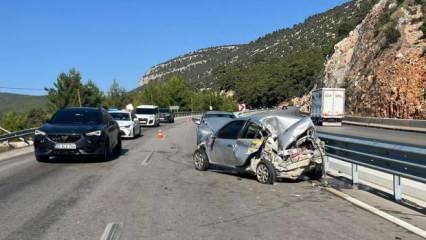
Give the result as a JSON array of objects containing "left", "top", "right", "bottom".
[{"left": 55, "top": 143, "right": 77, "bottom": 150}]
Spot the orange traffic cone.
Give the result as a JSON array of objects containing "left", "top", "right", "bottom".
[{"left": 157, "top": 129, "right": 164, "bottom": 140}]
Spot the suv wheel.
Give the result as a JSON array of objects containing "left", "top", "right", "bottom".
[
  {"left": 113, "top": 136, "right": 122, "bottom": 155},
  {"left": 35, "top": 154, "right": 49, "bottom": 162},
  {"left": 101, "top": 139, "right": 111, "bottom": 161}
]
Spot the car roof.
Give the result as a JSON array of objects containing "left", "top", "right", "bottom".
[
  {"left": 108, "top": 110, "right": 130, "bottom": 114},
  {"left": 136, "top": 105, "right": 158, "bottom": 109}
]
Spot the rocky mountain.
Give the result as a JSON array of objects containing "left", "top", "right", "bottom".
[
  {"left": 323, "top": 0, "right": 426, "bottom": 119},
  {"left": 140, "top": 0, "right": 377, "bottom": 90}
]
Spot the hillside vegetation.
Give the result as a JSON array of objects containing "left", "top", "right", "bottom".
[
  {"left": 140, "top": 0, "right": 378, "bottom": 107},
  {"left": 0, "top": 93, "right": 48, "bottom": 116}
]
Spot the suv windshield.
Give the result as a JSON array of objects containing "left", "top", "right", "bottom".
[
  {"left": 159, "top": 108, "right": 170, "bottom": 113},
  {"left": 136, "top": 108, "right": 157, "bottom": 114},
  {"left": 110, "top": 112, "right": 130, "bottom": 121},
  {"left": 50, "top": 109, "right": 102, "bottom": 125}
]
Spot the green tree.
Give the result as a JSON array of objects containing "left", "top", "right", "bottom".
[
  {"left": 46, "top": 68, "right": 84, "bottom": 111},
  {"left": 82, "top": 80, "right": 104, "bottom": 107},
  {"left": 1, "top": 112, "right": 29, "bottom": 132},
  {"left": 27, "top": 108, "right": 47, "bottom": 127},
  {"left": 103, "top": 80, "right": 129, "bottom": 109}
]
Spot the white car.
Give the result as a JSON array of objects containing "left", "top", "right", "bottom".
[
  {"left": 135, "top": 105, "right": 160, "bottom": 127},
  {"left": 109, "top": 110, "right": 141, "bottom": 138}
]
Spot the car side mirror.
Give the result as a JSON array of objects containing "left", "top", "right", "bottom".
[{"left": 192, "top": 117, "right": 201, "bottom": 125}]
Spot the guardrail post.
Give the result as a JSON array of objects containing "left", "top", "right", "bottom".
[
  {"left": 351, "top": 163, "right": 359, "bottom": 185},
  {"left": 393, "top": 175, "right": 402, "bottom": 201},
  {"left": 323, "top": 155, "right": 329, "bottom": 172}
]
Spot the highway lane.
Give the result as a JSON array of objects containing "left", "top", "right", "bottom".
[
  {"left": 274, "top": 107, "right": 426, "bottom": 147},
  {"left": 0, "top": 118, "right": 422, "bottom": 240}
]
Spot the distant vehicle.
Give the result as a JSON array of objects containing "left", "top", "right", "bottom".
[
  {"left": 135, "top": 105, "right": 160, "bottom": 127},
  {"left": 34, "top": 107, "right": 121, "bottom": 162},
  {"left": 109, "top": 110, "right": 141, "bottom": 138},
  {"left": 159, "top": 108, "right": 175, "bottom": 123},
  {"left": 311, "top": 88, "right": 345, "bottom": 126},
  {"left": 192, "top": 111, "right": 237, "bottom": 145},
  {"left": 192, "top": 112, "right": 324, "bottom": 184}
]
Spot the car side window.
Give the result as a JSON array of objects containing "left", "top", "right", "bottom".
[
  {"left": 131, "top": 113, "right": 137, "bottom": 121},
  {"left": 242, "top": 122, "right": 261, "bottom": 139},
  {"left": 217, "top": 120, "right": 246, "bottom": 140}
]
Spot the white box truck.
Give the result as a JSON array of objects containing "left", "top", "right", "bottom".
[{"left": 310, "top": 88, "right": 345, "bottom": 126}]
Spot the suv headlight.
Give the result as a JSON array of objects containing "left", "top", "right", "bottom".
[
  {"left": 35, "top": 130, "right": 46, "bottom": 136},
  {"left": 85, "top": 130, "right": 102, "bottom": 136},
  {"left": 123, "top": 125, "right": 131, "bottom": 128}
]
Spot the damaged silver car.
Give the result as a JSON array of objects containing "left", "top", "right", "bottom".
[{"left": 192, "top": 112, "right": 325, "bottom": 184}]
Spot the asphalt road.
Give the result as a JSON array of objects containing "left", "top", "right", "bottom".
[{"left": 0, "top": 118, "right": 422, "bottom": 240}]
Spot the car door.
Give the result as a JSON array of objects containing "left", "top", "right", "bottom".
[
  {"left": 234, "top": 121, "right": 264, "bottom": 166},
  {"left": 211, "top": 120, "right": 246, "bottom": 166}
]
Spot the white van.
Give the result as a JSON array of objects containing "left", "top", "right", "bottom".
[{"left": 135, "top": 105, "right": 160, "bottom": 127}]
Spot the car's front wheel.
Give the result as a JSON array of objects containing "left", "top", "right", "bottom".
[
  {"left": 256, "top": 160, "right": 276, "bottom": 184},
  {"left": 35, "top": 154, "right": 49, "bottom": 162},
  {"left": 100, "top": 139, "right": 111, "bottom": 161},
  {"left": 193, "top": 149, "right": 209, "bottom": 171}
]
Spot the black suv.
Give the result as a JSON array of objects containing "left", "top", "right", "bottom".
[{"left": 34, "top": 107, "right": 121, "bottom": 162}]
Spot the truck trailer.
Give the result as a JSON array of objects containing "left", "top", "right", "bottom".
[{"left": 310, "top": 88, "right": 345, "bottom": 126}]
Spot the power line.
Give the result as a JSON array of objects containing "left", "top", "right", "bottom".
[{"left": 0, "top": 86, "right": 47, "bottom": 91}]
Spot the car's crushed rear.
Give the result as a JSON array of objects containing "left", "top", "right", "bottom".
[{"left": 246, "top": 116, "right": 324, "bottom": 180}]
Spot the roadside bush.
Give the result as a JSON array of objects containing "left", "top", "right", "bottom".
[{"left": 0, "top": 112, "right": 29, "bottom": 132}]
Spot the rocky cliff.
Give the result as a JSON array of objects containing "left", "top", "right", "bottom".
[{"left": 324, "top": 0, "right": 426, "bottom": 119}]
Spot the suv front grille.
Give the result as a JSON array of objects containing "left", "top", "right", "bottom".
[{"left": 48, "top": 134, "right": 81, "bottom": 143}]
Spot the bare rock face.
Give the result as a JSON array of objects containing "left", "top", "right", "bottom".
[{"left": 323, "top": 0, "right": 426, "bottom": 119}]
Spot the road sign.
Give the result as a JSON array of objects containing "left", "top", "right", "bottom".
[{"left": 238, "top": 103, "right": 246, "bottom": 112}]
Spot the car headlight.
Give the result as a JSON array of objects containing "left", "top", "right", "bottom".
[
  {"left": 35, "top": 130, "right": 46, "bottom": 136},
  {"left": 85, "top": 130, "right": 102, "bottom": 136},
  {"left": 123, "top": 125, "right": 131, "bottom": 128}
]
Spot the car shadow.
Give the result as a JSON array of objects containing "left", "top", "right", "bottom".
[{"left": 43, "top": 148, "right": 129, "bottom": 164}]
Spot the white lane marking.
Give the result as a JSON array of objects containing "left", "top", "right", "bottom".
[
  {"left": 141, "top": 151, "right": 154, "bottom": 166},
  {"left": 325, "top": 187, "right": 426, "bottom": 238},
  {"left": 100, "top": 222, "right": 122, "bottom": 240}
]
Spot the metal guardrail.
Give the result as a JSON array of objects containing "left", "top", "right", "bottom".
[
  {"left": 0, "top": 128, "right": 37, "bottom": 144},
  {"left": 174, "top": 111, "right": 203, "bottom": 118},
  {"left": 318, "top": 133, "right": 426, "bottom": 201}
]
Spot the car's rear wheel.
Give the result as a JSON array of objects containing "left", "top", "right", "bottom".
[
  {"left": 193, "top": 149, "right": 209, "bottom": 171},
  {"left": 256, "top": 160, "right": 276, "bottom": 184},
  {"left": 307, "top": 163, "right": 324, "bottom": 180},
  {"left": 35, "top": 154, "right": 49, "bottom": 162}
]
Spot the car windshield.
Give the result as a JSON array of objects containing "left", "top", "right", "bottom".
[
  {"left": 204, "top": 113, "right": 235, "bottom": 119},
  {"left": 50, "top": 109, "right": 102, "bottom": 125},
  {"left": 136, "top": 108, "right": 156, "bottom": 114},
  {"left": 110, "top": 112, "right": 130, "bottom": 121},
  {"left": 159, "top": 108, "right": 170, "bottom": 113}
]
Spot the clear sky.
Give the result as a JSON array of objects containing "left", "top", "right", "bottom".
[{"left": 0, "top": 0, "right": 348, "bottom": 95}]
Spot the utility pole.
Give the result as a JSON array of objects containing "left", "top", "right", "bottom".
[{"left": 77, "top": 88, "right": 82, "bottom": 107}]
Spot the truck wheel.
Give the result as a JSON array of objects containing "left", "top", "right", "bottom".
[
  {"left": 256, "top": 160, "right": 276, "bottom": 184},
  {"left": 193, "top": 149, "right": 209, "bottom": 171}
]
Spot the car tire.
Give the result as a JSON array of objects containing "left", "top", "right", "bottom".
[
  {"left": 193, "top": 149, "right": 209, "bottom": 171},
  {"left": 113, "top": 136, "right": 122, "bottom": 155},
  {"left": 256, "top": 160, "right": 276, "bottom": 184},
  {"left": 307, "top": 163, "right": 324, "bottom": 180},
  {"left": 35, "top": 154, "right": 49, "bottom": 162},
  {"left": 100, "top": 139, "right": 111, "bottom": 161}
]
